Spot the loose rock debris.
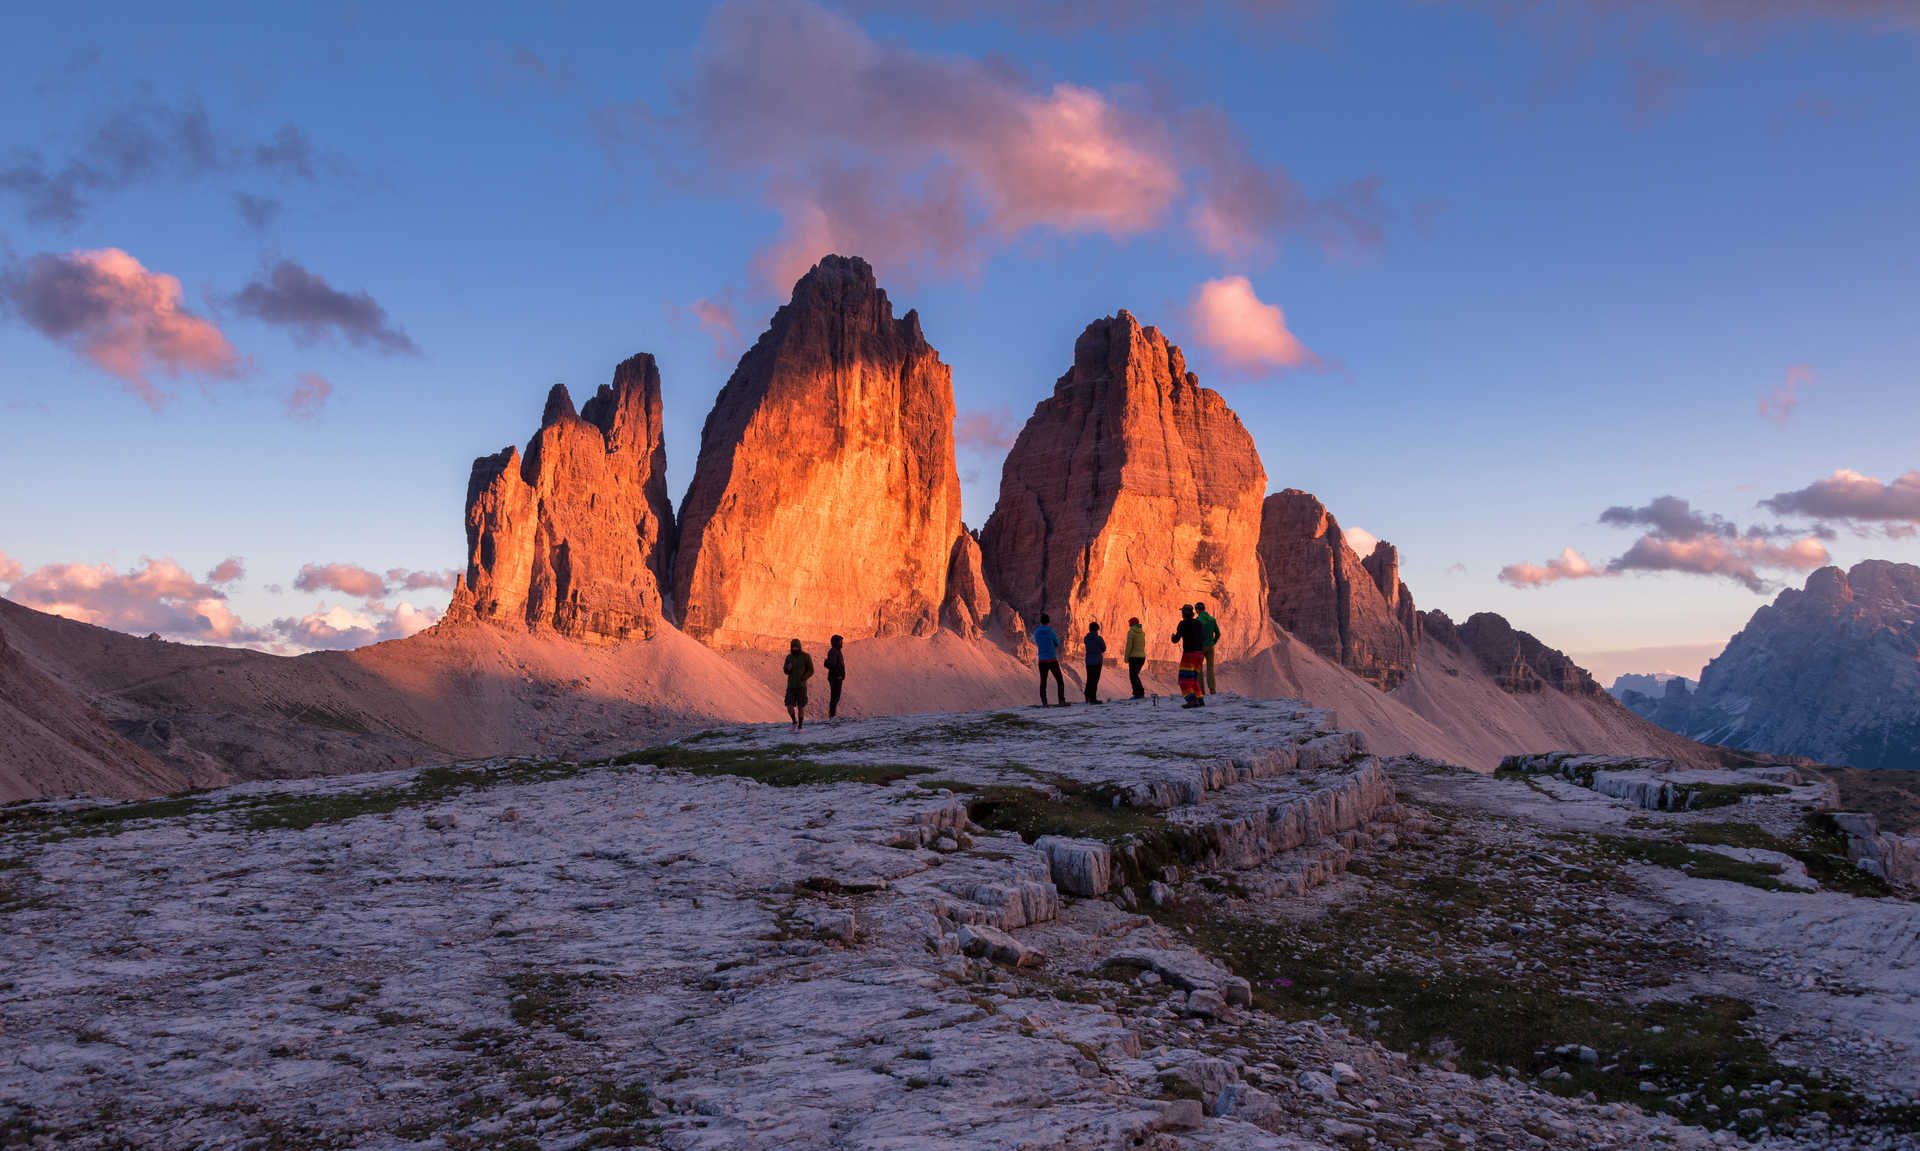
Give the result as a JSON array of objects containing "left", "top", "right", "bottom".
[{"left": 1, "top": 697, "right": 1914, "bottom": 1149}]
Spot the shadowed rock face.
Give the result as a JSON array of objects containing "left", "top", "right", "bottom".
[
  {"left": 1424, "top": 609, "right": 1600, "bottom": 696},
  {"left": 673, "top": 255, "right": 963, "bottom": 650},
  {"left": 979, "top": 311, "right": 1270, "bottom": 660},
  {"left": 449, "top": 354, "right": 676, "bottom": 641},
  {"left": 1258, "top": 490, "right": 1420, "bottom": 690},
  {"left": 1651, "top": 561, "right": 1920, "bottom": 771}
]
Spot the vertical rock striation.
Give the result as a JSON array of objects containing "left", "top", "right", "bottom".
[
  {"left": 448, "top": 354, "right": 676, "bottom": 641},
  {"left": 1257, "top": 490, "right": 1419, "bottom": 689},
  {"left": 673, "top": 255, "right": 964, "bottom": 650},
  {"left": 978, "top": 311, "right": 1270, "bottom": 661}
]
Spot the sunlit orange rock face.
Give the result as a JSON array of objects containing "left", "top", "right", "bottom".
[
  {"left": 449, "top": 355, "right": 677, "bottom": 641},
  {"left": 979, "top": 311, "right": 1271, "bottom": 660},
  {"left": 1257, "top": 489, "right": 1419, "bottom": 689},
  {"left": 673, "top": 255, "right": 964, "bottom": 650}
]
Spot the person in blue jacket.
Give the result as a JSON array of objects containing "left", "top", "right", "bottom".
[{"left": 1032, "top": 613, "right": 1066, "bottom": 707}]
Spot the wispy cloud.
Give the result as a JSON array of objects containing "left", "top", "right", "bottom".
[
  {"left": 954, "top": 407, "right": 1021, "bottom": 453},
  {"left": 288, "top": 372, "right": 332, "bottom": 421},
  {"left": 1, "top": 248, "right": 241, "bottom": 407},
  {"left": 0, "top": 97, "right": 317, "bottom": 227},
  {"left": 1758, "top": 363, "right": 1815, "bottom": 424},
  {"left": 689, "top": 293, "right": 741, "bottom": 359},
  {"left": 231, "top": 261, "right": 419, "bottom": 355},
  {"left": 624, "top": 0, "right": 1378, "bottom": 291}
]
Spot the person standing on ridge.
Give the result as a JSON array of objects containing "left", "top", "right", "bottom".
[
  {"left": 1032, "top": 613, "right": 1065, "bottom": 707},
  {"left": 1195, "top": 600, "right": 1222, "bottom": 695},
  {"left": 824, "top": 634, "right": 846, "bottom": 719},
  {"left": 1082, "top": 621, "right": 1107, "bottom": 704},
  {"left": 1124, "top": 617, "right": 1147, "bottom": 698},
  {"left": 783, "top": 638, "right": 815, "bottom": 731},
  {"left": 1172, "top": 605, "right": 1207, "bottom": 709}
]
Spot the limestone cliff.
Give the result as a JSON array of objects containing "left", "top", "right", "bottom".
[
  {"left": 978, "top": 311, "right": 1270, "bottom": 661},
  {"left": 673, "top": 255, "right": 963, "bottom": 650},
  {"left": 1257, "top": 490, "right": 1419, "bottom": 689},
  {"left": 449, "top": 354, "right": 676, "bottom": 641}
]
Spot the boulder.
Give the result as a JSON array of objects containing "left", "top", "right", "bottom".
[
  {"left": 673, "top": 255, "right": 964, "bottom": 650},
  {"left": 1257, "top": 489, "right": 1418, "bottom": 690},
  {"left": 1034, "top": 835, "right": 1112, "bottom": 897},
  {"left": 979, "top": 311, "right": 1271, "bottom": 662},
  {"left": 449, "top": 354, "right": 676, "bottom": 641}
]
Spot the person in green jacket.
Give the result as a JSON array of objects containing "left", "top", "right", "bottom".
[
  {"left": 1194, "top": 601, "right": 1222, "bottom": 695},
  {"left": 1123, "top": 617, "right": 1147, "bottom": 698}
]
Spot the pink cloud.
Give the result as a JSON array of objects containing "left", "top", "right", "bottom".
[
  {"left": 0, "top": 552, "right": 23, "bottom": 585},
  {"left": 690, "top": 294, "right": 741, "bottom": 359},
  {"left": 1609, "top": 533, "right": 1828, "bottom": 590},
  {"left": 208, "top": 556, "right": 245, "bottom": 584},
  {"left": 1500, "top": 546, "right": 1605, "bottom": 588},
  {"left": 292, "top": 562, "right": 389, "bottom": 599},
  {"left": 1187, "top": 276, "right": 1318, "bottom": 374},
  {"left": 954, "top": 407, "right": 1020, "bottom": 453},
  {"left": 1758, "top": 363, "right": 1815, "bottom": 425},
  {"left": 645, "top": 0, "right": 1367, "bottom": 290},
  {"left": 385, "top": 567, "right": 460, "bottom": 591},
  {"left": 1761, "top": 468, "right": 1920, "bottom": 527},
  {"left": 289, "top": 372, "right": 332, "bottom": 421},
  {"left": 2, "top": 555, "right": 267, "bottom": 643},
  {"left": 273, "top": 600, "right": 441, "bottom": 650},
  {"left": 1179, "top": 106, "right": 1385, "bottom": 262},
  {"left": 1, "top": 248, "right": 241, "bottom": 407}
]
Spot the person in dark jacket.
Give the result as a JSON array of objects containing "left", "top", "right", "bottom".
[
  {"left": 824, "top": 634, "right": 846, "bottom": 719},
  {"left": 1194, "top": 601, "right": 1222, "bottom": 694},
  {"left": 1124, "top": 617, "right": 1147, "bottom": 698},
  {"left": 1171, "top": 605, "right": 1207, "bottom": 708},
  {"left": 1032, "top": 613, "right": 1065, "bottom": 706},
  {"left": 783, "top": 639, "right": 815, "bottom": 731},
  {"left": 1082, "top": 621, "right": 1107, "bottom": 704}
]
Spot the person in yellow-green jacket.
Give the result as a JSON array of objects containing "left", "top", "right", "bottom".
[
  {"left": 1194, "top": 601, "right": 1222, "bottom": 694},
  {"left": 1123, "top": 616, "right": 1147, "bottom": 698}
]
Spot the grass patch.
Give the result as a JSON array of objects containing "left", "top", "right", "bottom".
[
  {"left": 1598, "top": 835, "right": 1790, "bottom": 891},
  {"left": 0, "top": 758, "right": 597, "bottom": 840},
  {"left": 612, "top": 744, "right": 931, "bottom": 787},
  {"left": 958, "top": 781, "right": 1220, "bottom": 886},
  {"left": 1153, "top": 897, "right": 1873, "bottom": 1136},
  {"left": 1672, "top": 782, "right": 1791, "bottom": 810},
  {"left": 1675, "top": 817, "right": 1894, "bottom": 898},
  {"left": 506, "top": 971, "right": 601, "bottom": 1041}
]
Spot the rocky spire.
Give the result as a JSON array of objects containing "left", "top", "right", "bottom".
[
  {"left": 448, "top": 353, "right": 676, "bottom": 641},
  {"left": 1258, "top": 490, "right": 1419, "bottom": 690},
  {"left": 978, "top": 310, "right": 1270, "bottom": 660},
  {"left": 672, "top": 254, "right": 965, "bottom": 649}
]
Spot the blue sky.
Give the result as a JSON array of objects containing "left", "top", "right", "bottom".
[{"left": 2, "top": 0, "right": 1916, "bottom": 676}]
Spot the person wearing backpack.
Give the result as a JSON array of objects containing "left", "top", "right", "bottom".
[{"left": 1082, "top": 621, "right": 1108, "bottom": 704}]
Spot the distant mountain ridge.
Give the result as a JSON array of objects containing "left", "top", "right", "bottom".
[{"left": 1619, "top": 561, "right": 1920, "bottom": 772}]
